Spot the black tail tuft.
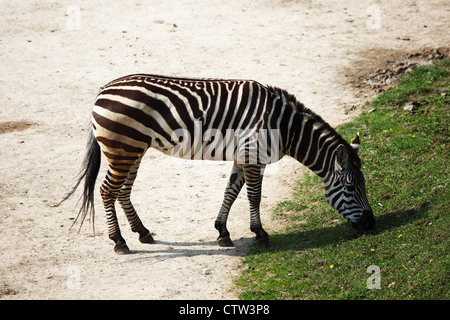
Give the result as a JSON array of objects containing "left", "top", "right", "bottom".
[{"left": 59, "top": 129, "right": 101, "bottom": 232}]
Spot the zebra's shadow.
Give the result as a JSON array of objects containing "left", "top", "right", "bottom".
[
  {"left": 119, "top": 236, "right": 254, "bottom": 265},
  {"left": 247, "top": 204, "right": 431, "bottom": 253},
  {"left": 118, "top": 204, "right": 430, "bottom": 265}
]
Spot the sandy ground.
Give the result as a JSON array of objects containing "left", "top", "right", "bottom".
[{"left": 1, "top": 0, "right": 448, "bottom": 299}]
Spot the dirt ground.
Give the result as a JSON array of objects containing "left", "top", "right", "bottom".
[{"left": 1, "top": 0, "right": 448, "bottom": 299}]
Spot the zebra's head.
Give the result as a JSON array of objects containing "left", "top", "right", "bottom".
[{"left": 325, "top": 133, "right": 375, "bottom": 231}]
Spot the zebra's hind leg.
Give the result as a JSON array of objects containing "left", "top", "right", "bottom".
[
  {"left": 117, "top": 156, "right": 154, "bottom": 244},
  {"left": 100, "top": 154, "right": 148, "bottom": 254},
  {"left": 215, "top": 163, "right": 245, "bottom": 247},
  {"left": 243, "top": 164, "right": 269, "bottom": 248},
  {"left": 100, "top": 170, "right": 130, "bottom": 254}
]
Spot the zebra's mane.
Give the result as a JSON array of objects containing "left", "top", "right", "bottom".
[{"left": 267, "top": 86, "right": 361, "bottom": 168}]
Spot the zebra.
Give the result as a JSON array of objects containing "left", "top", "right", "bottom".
[{"left": 63, "top": 74, "right": 375, "bottom": 254}]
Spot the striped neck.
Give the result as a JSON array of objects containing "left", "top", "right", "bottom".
[
  {"left": 274, "top": 90, "right": 360, "bottom": 180},
  {"left": 285, "top": 111, "right": 335, "bottom": 179}
]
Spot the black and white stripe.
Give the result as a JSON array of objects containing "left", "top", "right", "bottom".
[{"left": 65, "top": 74, "right": 374, "bottom": 254}]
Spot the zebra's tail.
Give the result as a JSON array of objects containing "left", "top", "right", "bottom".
[{"left": 58, "top": 128, "right": 101, "bottom": 232}]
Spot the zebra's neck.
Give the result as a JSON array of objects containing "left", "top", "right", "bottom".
[{"left": 273, "top": 89, "right": 353, "bottom": 180}]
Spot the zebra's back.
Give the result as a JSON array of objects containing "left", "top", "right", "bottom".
[{"left": 92, "top": 74, "right": 278, "bottom": 162}]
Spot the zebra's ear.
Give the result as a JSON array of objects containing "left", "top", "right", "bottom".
[
  {"left": 336, "top": 144, "right": 349, "bottom": 171},
  {"left": 350, "top": 132, "right": 361, "bottom": 154}
]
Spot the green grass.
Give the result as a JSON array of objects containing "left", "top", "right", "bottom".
[{"left": 236, "top": 58, "right": 450, "bottom": 300}]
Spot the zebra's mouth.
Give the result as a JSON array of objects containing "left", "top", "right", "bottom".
[{"left": 350, "top": 210, "right": 375, "bottom": 231}]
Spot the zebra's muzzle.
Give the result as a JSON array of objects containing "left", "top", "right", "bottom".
[{"left": 351, "top": 209, "right": 375, "bottom": 231}]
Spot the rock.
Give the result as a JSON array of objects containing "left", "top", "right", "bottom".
[{"left": 403, "top": 104, "right": 416, "bottom": 112}]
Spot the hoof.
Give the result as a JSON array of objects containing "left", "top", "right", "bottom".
[
  {"left": 139, "top": 232, "right": 155, "bottom": 244},
  {"left": 217, "top": 236, "right": 234, "bottom": 247},
  {"left": 255, "top": 236, "right": 270, "bottom": 248},
  {"left": 114, "top": 243, "right": 131, "bottom": 255}
]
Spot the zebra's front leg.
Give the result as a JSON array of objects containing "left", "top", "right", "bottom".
[
  {"left": 243, "top": 164, "right": 269, "bottom": 247},
  {"left": 215, "top": 163, "right": 245, "bottom": 247}
]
